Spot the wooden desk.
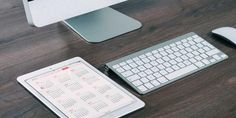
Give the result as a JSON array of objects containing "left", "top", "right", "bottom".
[{"left": 0, "top": 0, "right": 235, "bottom": 117}]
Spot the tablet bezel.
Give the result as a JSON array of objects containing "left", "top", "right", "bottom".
[{"left": 17, "top": 57, "right": 145, "bottom": 118}]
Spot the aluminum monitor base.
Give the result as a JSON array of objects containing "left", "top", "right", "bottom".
[{"left": 64, "top": 7, "right": 142, "bottom": 43}]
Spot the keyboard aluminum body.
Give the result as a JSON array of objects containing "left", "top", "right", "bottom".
[{"left": 106, "top": 32, "right": 228, "bottom": 94}]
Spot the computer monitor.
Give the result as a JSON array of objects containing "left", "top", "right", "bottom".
[{"left": 23, "top": 0, "right": 142, "bottom": 43}]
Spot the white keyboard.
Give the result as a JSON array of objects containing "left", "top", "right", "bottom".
[{"left": 106, "top": 32, "right": 228, "bottom": 94}]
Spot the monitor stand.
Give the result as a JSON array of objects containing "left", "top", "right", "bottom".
[{"left": 63, "top": 7, "right": 142, "bottom": 43}]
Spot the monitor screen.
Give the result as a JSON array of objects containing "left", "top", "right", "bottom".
[{"left": 23, "top": 0, "right": 126, "bottom": 27}]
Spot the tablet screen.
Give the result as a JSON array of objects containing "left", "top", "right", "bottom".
[{"left": 25, "top": 61, "right": 135, "bottom": 118}]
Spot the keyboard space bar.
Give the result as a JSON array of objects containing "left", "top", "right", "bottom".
[{"left": 165, "top": 65, "right": 198, "bottom": 80}]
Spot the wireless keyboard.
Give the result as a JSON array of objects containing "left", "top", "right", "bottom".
[{"left": 106, "top": 32, "right": 228, "bottom": 94}]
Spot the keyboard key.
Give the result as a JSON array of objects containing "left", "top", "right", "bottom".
[
  {"left": 136, "top": 60, "right": 144, "bottom": 65},
  {"left": 183, "top": 43, "right": 190, "bottom": 47},
  {"left": 202, "top": 59, "right": 210, "bottom": 65},
  {"left": 142, "top": 58, "right": 150, "bottom": 63},
  {"left": 176, "top": 41, "right": 182, "bottom": 45},
  {"left": 195, "top": 56, "right": 202, "bottom": 61},
  {"left": 151, "top": 67, "right": 159, "bottom": 72},
  {"left": 154, "top": 53, "right": 162, "bottom": 58},
  {"left": 195, "top": 62, "right": 205, "bottom": 68},
  {"left": 119, "top": 62, "right": 126, "bottom": 66},
  {"left": 151, "top": 80, "right": 160, "bottom": 86},
  {"left": 178, "top": 45, "right": 185, "bottom": 49},
  {"left": 157, "top": 64, "right": 165, "bottom": 70},
  {"left": 174, "top": 52, "right": 182, "bottom": 57},
  {"left": 140, "top": 78, "right": 149, "bottom": 83},
  {"left": 150, "top": 61, "right": 159, "bottom": 66},
  {"left": 152, "top": 50, "right": 158, "bottom": 54},
  {"left": 157, "top": 59, "right": 164, "bottom": 63},
  {"left": 190, "top": 45, "right": 198, "bottom": 50},
  {"left": 186, "top": 47, "right": 193, "bottom": 52},
  {"left": 137, "top": 85, "right": 148, "bottom": 92},
  {"left": 194, "top": 37, "right": 204, "bottom": 42},
  {"left": 210, "top": 59, "right": 216, "bottom": 63},
  {"left": 164, "top": 46, "right": 170, "bottom": 49},
  {"left": 192, "top": 51, "right": 200, "bottom": 55},
  {"left": 189, "top": 41, "right": 196, "bottom": 45},
  {"left": 160, "top": 51, "right": 168, "bottom": 56},
  {"left": 131, "top": 68, "right": 140, "bottom": 73},
  {"left": 202, "top": 41, "right": 215, "bottom": 49},
  {"left": 192, "top": 35, "right": 199, "bottom": 38},
  {"left": 203, "top": 46, "right": 210, "bottom": 51},
  {"left": 198, "top": 49, "right": 205, "bottom": 53},
  {"left": 172, "top": 65, "right": 180, "bottom": 70},
  {"left": 196, "top": 43, "right": 204, "bottom": 48},
  {"left": 144, "top": 63, "right": 152, "bottom": 68},
  {"left": 145, "top": 52, "right": 152, "bottom": 57},
  {"left": 170, "top": 43, "right": 176, "bottom": 47},
  {"left": 132, "top": 80, "right": 142, "bottom": 86},
  {"left": 153, "top": 72, "right": 162, "bottom": 78},
  {"left": 129, "top": 63, "right": 138, "bottom": 68},
  {"left": 138, "top": 72, "right": 147, "bottom": 77},
  {"left": 163, "top": 62, "right": 171, "bottom": 67},
  {"left": 147, "top": 75, "right": 156, "bottom": 81},
  {"left": 200, "top": 54, "right": 208, "bottom": 58},
  {"left": 116, "top": 68, "right": 125, "bottom": 73},
  {"left": 169, "top": 60, "right": 177, "bottom": 65},
  {"left": 182, "top": 39, "right": 188, "bottom": 43},
  {"left": 144, "top": 69, "right": 153, "bottom": 75},
  {"left": 158, "top": 48, "right": 164, "bottom": 52},
  {"left": 175, "top": 58, "right": 183, "bottom": 62},
  {"left": 163, "top": 56, "right": 170, "bottom": 61},
  {"left": 221, "top": 54, "right": 227, "bottom": 58},
  {"left": 180, "top": 50, "right": 187, "bottom": 54},
  {"left": 213, "top": 55, "right": 221, "bottom": 60},
  {"left": 181, "top": 55, "right": 189, "bottom": 60},
  {"left": 206, "top": 49, "right": 220, "bottom": 56},
  {"left": 177, "top": 63, "right": 185, "bottom": 68},
  {"left": 144, "top": 83, "right": 154, "bottom": 89},
  {"left": 157, "top": 77, "right": 168, "bottom": 83},
  {"left": 138, "top": 66, "right": 146, "bottom": 71},
  {"left": 168, "top": 54, "right": 176, "bottom": 59},
  {"left": 112, "top": 64, "right": 120, "bottom": 69},
  {"left": 172, "top": 47, "right": 179, "bottom": 51},
  {"left": 187, "top": 37, "right": 193, "bottom": 40},
  {"left": 165, "top": 65, "right": 198, "bottom": 80},
  {"left": 148, "top": 56, "right": 156, "bottom": 61},
  {"left": 166, "top": 49, "right": 174, "bottom": 54},
  {"left": 123, "top": 65, "right": 131, "bottom": 70},
  {"left": 121, "top": 71, "right": 133, "bottom": 77},
  {"left": 186, "top": 53, "right": 194, "bottom": 58},
  {"left": 189, "top": 58, "right": 197, "bottom": 63},
  {"left": 139, "top": 55, "right": 146, "bottom": 59},
  {"left": 160, "top": 70, "right": 168, "bottom": 75},
  {"left": 183, "top": 60, "right": 191, "bottom": 65},
  {"left": 132, "top": 57, "right": 140, "bottom": 61},
  {"left": 127, "top": 75, "right": 140, "bottom": 82},
  {"left": 126, "top": 59, "right": 133, "bottom": 63},
  {"left": 166, "top": 68, "right": 174, "bottom": 73}
]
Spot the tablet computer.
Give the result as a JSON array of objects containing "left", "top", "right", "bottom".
[{"left": 17, "top": 57, "right": 145, "bottom": 118}]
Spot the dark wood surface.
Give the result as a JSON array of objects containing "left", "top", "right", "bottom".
[{"left": 0, "top": 0, "right": 236, "bottom": 117}]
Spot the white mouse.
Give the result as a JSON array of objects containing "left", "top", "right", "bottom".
[{"left": 212, "top": 27, "right": 236, "bottom": 46}]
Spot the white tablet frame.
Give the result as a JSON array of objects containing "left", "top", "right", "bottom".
[{"left": 17, "top": 57, "right": 145, "bottom": 118}]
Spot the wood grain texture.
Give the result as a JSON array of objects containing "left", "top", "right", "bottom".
[{"left": 0, "top": 0, "right": 236, "bottom": 118}]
